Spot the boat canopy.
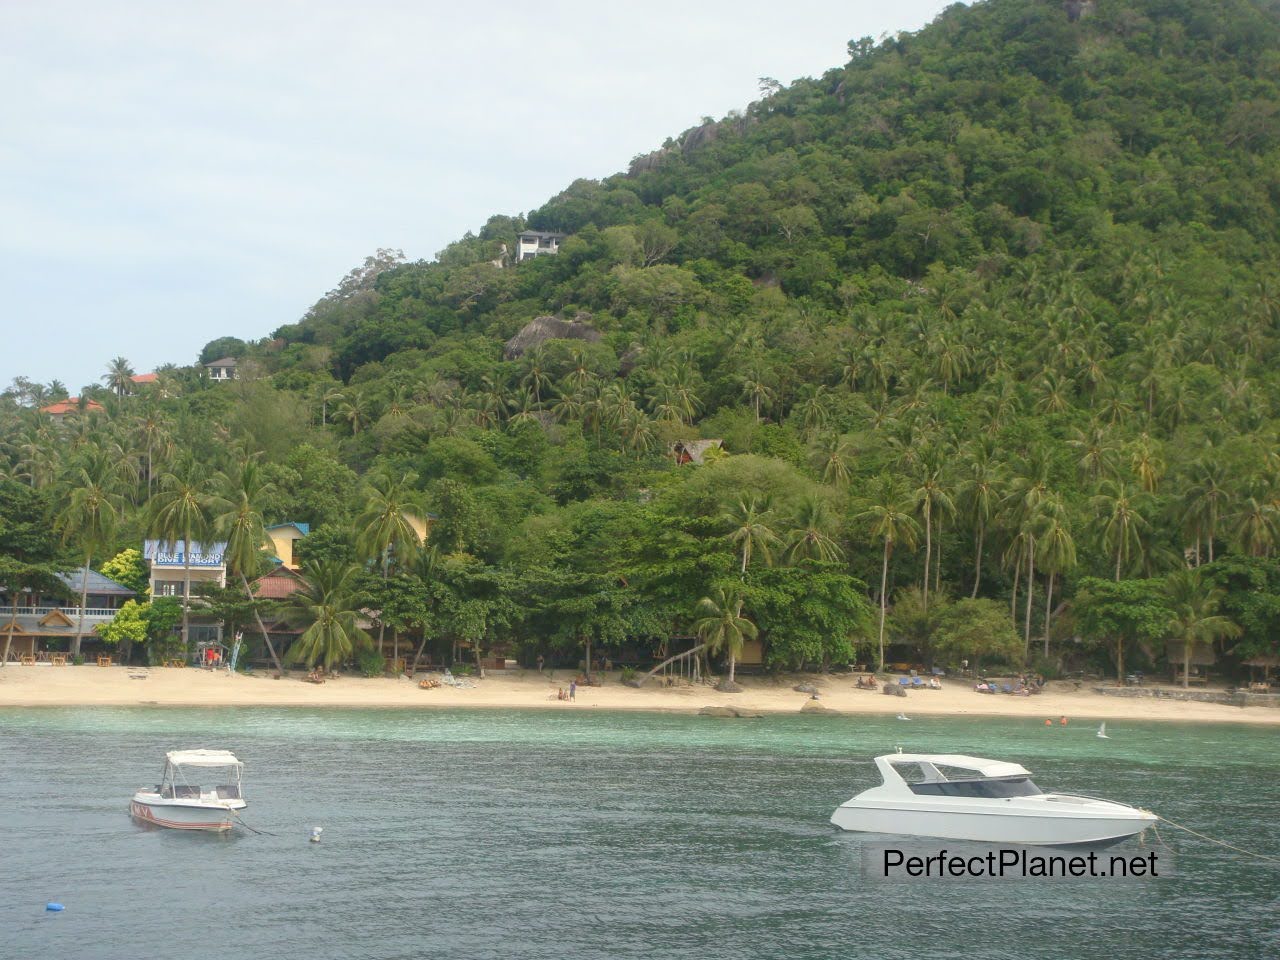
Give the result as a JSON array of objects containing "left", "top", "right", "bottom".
[
  {"left": 880, "top": 754, "right": 1031, "bottom": 779},
  {"left": 165, "top": 749, "right": 242, "bottom": 768}
]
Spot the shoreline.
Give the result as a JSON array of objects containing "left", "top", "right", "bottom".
[{"left": 1, "top": 665, "right": 1277, "bottom": 725}]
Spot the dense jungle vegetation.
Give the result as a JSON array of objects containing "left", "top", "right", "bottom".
[{"left": 5, "top": 0, "right": 1280, "bottom": 680}]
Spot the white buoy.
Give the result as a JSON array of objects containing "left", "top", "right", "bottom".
[
  {"left": 1097, "top": 722, "right": 1110, "bottom": 739},
  {"left": 310, "top": 826, "right": 323, "bottom": 843}
]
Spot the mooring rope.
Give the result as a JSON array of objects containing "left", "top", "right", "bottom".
[
  {"left": 229, "top": 807, "right": 276, "bottom": 837},
  {"left": 1157, "top": 814, "right": 1280, "bottom": 864}
]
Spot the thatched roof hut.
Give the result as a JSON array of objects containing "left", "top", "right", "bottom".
[
  {"left": 670, "top": 439, "right": 726, "bottom": 465},
  {"left": 503, "top": 315, "right": 601, "bottom": 360}
]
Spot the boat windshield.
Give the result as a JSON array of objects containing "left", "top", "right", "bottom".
[{"left": 909, "top": 776, "right": 1043, "bottom": 799}]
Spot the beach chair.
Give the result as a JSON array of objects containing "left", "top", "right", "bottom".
[
  {"left": 1001, "top": 683, "right": 1013, "bottom": 694},
  {"left": 898, "top": 677, "right": 911, "bottom": 687},
  {"left": 911, "top": 677, "right": 925, "bottom": 688}
]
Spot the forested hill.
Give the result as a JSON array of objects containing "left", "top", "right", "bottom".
[{"left": 6, "top": 0, "right": 1280, "bottom": 675}]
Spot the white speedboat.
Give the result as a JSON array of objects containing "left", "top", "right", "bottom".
[
  {"left": 130, "top": 749, "right": 247, "bottom": 832},
  {"left": 831, "top": 753, "right": 1156, "bottom": 846}
]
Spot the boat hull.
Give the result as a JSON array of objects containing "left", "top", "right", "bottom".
[
  {"left": 830, "top": 797, "right": 1156, "bottom": 846},
  {"left": 130, "top": 796, "right": 243, "bottom": 832}
]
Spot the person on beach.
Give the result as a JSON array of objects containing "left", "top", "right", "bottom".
[
  {"left": 536, "top": 654, "right": 544, "bottom": 674},
  {"left": 1060, "top": 716, "right": 1068, "bottom": 725},
  {"left": 569, "top": 680, "right": 577, "bottom": 701},
  {"left": 557, "top": 687, "right": 566, "bottom": 700}
]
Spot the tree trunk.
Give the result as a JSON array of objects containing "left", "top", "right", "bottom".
[
  {"left": 971, "top": 524, "right": 984, "bottom": 599},
  {"left": 583, "top": 636, "right": 593, "bottom": 682},
  {"left": 878, "top": 538, "right": 891, "bottom": 672},
  {"left": 1010, "top": 549, "right": 1021, "bottom": 620},
  {"left": 1024, "top": 538, "right": 1035, "bottom": 651},
  {"left": 729, "top": 652, "right": 737, "bottom": 684},
  {"left": 411, "top": 630, "right": 431, "bottom": 675},
  {"left": 922, "top": 501, "right": 932, "bottom": 610},
  {"left": 240, "top": 573, "right": 283, "bottom": 673},
  {"left": 1043, "top": 570, "right": 1054, "bottom": 658},
  {"left": 935, "top": 520, "right": 943, "bottom": 594},
  {"left": 1116, "top": 636, "right": 1124, "bottom": 684},
  {"left": 72, "top": 558, "right": 90, "bottom": 659},
  {"left": 1183, "top": 640, "right": 1191, "bottom": 690},
  {"left": 181, "top": 537, "right": 191, "bottom": 649},
  {"left": 1115, "top": 548, "right": 1122, "bottom": 581},
  {"left": 2, "top": 592, "right": 17, "bottom": 667},
  {"left": 475, "top": 636, "right": 484, "bottom": 679}
]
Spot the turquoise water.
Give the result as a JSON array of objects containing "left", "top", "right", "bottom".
[{"left": 1, "top": 708, "right": 1277, "bottom": 959}]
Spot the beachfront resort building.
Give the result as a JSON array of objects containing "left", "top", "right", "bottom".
[
  {"left": 205, "top": 357, "right": 238, "bottom": 381},
  {"left": 1, "top": 567, "right": 137, "bottom": 661},
  {"left": 143, "top": 539, "right": 228, "bottom": 647},
  {"left": 516, "top": 231, "right": 566, "bottom": 261},
  {"left": 266, "top": 522, "right": 310, "bottom": 569}
]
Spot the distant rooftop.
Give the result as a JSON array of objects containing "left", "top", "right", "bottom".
[
  {"left": 267, "top": 522, "right": 311, "bottom": 535},
  {"left": 519, "top": 230, "right": 567, "bottom": 240},
  {"left": 204, "top": 357, "right": 238, "bottom": 367},
  {"left": 55, "top": 566, "right": 136, "bottom": 596},
  {"left": 40, "top": 398, "right": 105, "bottom": 416},
  {"left": 131, "top": 372, "right": 158, "bottom": 384}
]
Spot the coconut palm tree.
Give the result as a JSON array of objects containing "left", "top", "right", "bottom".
[
  {"left": 148, "top": 457, "right": 214, "bottom": 649},
  {"left": 721, "top": 497, "right": 780, "bottom": 575},
  {"left": 855, "top": 475, "right": 920, "bottom": 672},
  {"left": 1164, "top": 568, "right": 1240, "bottom": 690},
  {"left": 103, "top": 357, "right": 135, "bottom": 398},
  {"left": 1034, "top": 495, "right": 1076, "bottom": 657},
  {"left": 1182, "top": 459, "right": 1230, "bottom": 563},
  {"left": 211, "top": 460, "right": 285, "bottom": 672},
  {"left": 56, "top": 448, "right": 124, "bottom": 657},
  {"left": 1091, "top": 480, "right": 1151, "bottom": 580},
  {"left": 693, "top": 586, "right": 757, "bottom": 688},
  {"left": 784, "top": 495, "right": 844, "bottom": 564},
  {"left": 285, "top": 561, "right": 371, "bottom": 670},
  {"left": 913, "top": 458, "right": 955, "bottom": 610},
  {"left": 957, "top": 445, "right": 1003, "bottom": 598},
  {"left": 356, "top": 472, "right": 423, "bottom": 656}
]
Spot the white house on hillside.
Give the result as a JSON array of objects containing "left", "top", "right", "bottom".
[
  {"left": 205, "top": 357, "right": 238, "bottom": 381},
  {"left": 517, "top": 231, "right": 566, "bottom": 261}
]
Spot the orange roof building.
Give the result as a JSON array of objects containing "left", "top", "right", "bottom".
[{"left": 40, "top": 398, "right": 105, "bottom": 420}]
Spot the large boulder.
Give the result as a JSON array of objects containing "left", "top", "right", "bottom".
[
  {"left": 699, "top": 705, "right": 762, "bottom": 718},
  {"left": 793, "top": 682, "right": 820, "bottom": 695},
  {"left": 801, "top": 700, "right": 839, "bottom": 715},
  {"left": 715, "top": 678, "right": 744, "bottom": 693},
  {"left": 503, "top": 315, "right": 601, "bottom": 360}
]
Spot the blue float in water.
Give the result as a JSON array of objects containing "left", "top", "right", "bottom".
[{"left": 46, "top": 902, "right": 65, "bottom": 912}]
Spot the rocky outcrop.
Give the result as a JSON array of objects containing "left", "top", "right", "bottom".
[
  {"left": 699, "top": 705, "right": 762, "bottom": 718},
  {"left": 715, "top": 678, "right": 744, "bottom": 693},
  {"left": 503, "top": 315, "right": 601, "bottom": 360},
  {"left": 800, "top": 700, "right": 839, "bottom": 715},
  {"left": 793, "top": 682, "right": 820, "bottom": 695}
]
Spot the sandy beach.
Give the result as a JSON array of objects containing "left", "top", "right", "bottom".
[{"left": 1, "top": 664, "right": 1277, "bottom": 725}]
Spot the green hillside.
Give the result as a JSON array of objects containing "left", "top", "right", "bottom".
[{"left": 5, "top": 0, "right": 1280, "bottom": 677}]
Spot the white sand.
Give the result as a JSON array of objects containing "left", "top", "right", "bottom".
[{"left": 0, "top": 664, "right": 1275, "bottom": 725}]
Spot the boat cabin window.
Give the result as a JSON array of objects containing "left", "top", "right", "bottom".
[{"left": 909, "top": 777, "right": 1042, "bottom": 798}]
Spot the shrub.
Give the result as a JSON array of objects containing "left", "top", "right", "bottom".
[{"left": 357, "top": 649, "right": 386, "bottom": 678}]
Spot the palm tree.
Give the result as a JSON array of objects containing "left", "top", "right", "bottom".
[
  {"left": 693, "top": 586, "right": 758, "bottom": 688},
  {"left": 285, "top": 561, "right": 371, "bottom": 670},
  {"left": 148, "top": 458, "right": 214, "bottom": 649},
  {"left": 817, "top": 434, "right": 854, "bottom": 489},
  {"left": 211, "top": 460, "right": 285, "bottom": 672},
  {"left": 1232, "top": 484, "right": 1279, "bottom": 558},
  {"left": 1034, "top": 496, "right": 1076, "bottom": 657},
  {"left": 721, "top": 497, "right": 780, "bottom": 575},
  {"left": 957, "top": 446, "right": 1002, "bottom": 598},
  {"left": 913, "top": 459, "right": 955, "bottom": 610},
  {"left": 336, "top": 390, "right": 370, "bottom": 434},
  {"left": 1091, "top": 481, "right": 1150, "bottom": 580},
  {"left": 1164, "top": 569, "right": 1240, "bottom": 690},
  {"left": 855, "top": 475, "right": 920, "bottom": 672},
  {"left": 1182, "top": 460, "right": 1229, "bottom": 563},
  {"left": 356, "top": 472, "right": 422, "bottom": 658},
  {"left": 785, "top": 495, "right": 844, "bottom": 564},
  {"left": 103, "top": 356, "right": 135, "bottom": 398},
  {"left": 56, "top": 449, "right": 123, "bottom": 658}
]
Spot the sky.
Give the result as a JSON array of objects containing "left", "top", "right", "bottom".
[{"left": 1, "top": 0, "right": 955, "bottom": 394}]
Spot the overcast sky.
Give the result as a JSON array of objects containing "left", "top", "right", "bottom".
[{"left": 1, "top": 0, "right": 955, "bottom": 393}]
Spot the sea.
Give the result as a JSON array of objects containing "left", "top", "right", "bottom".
[{"left": 1, "top": 707, "right": 1277, "bottom": 960}]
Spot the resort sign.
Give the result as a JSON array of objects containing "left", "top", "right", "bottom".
[{"left": 143, "top": 540, "right": 227, "bottom": 567}]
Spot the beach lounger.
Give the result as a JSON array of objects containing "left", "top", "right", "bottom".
[
  {"left": 898, "top": 677, "right": 911, "bottom": 686},
  {"left": 1001, "top": 683, "right": 1013, "bottom": 694},
  {"left": 911, "top": 677, "right": 925, "bottom": 688}
]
